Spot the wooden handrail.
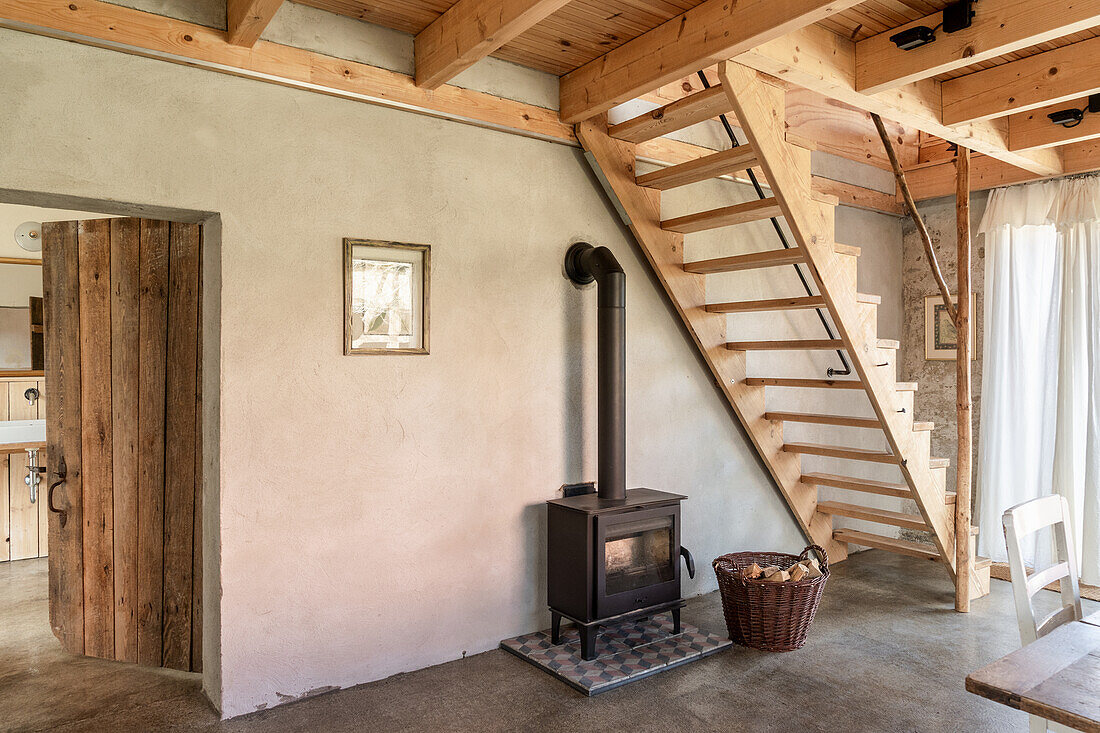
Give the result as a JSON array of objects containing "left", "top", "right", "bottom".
[
  {"left": 955, "top": 147, "right": 973, "bottom": 612},
  {"left": 871, "top": 113, "right": 957, "bottom": 323},
  {"left": 0, "top": 256, "right": 42, "bottom": 266}
]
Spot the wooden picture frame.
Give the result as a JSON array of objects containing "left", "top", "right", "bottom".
[
  {"left": 344, "top": 239, "right": 430, "bottom": 355},
  {"left": 924, "top": 294, "right": 974, "bottom": 361}
]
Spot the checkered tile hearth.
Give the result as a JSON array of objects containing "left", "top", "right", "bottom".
[{"left": 500, "top": 613, "right": 731, "bottom": 695}]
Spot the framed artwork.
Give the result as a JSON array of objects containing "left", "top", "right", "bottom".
[
  {"left": 924, "top": 294, "right": 974, "bottom": 361},
  {"left": 344, "top": 239, "right": 430, "bottom": 355}
]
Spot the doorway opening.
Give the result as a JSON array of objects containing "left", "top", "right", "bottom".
[{"left": 0, "top": 194, "right": 220, "bottom": 726}]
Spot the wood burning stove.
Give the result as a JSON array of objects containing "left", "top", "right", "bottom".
[
  {"left": 547, "top": 488, "right": 693, "bottom": 660},
  {"left": 549, "top": 243, "right": 695, "bottom": 661}
]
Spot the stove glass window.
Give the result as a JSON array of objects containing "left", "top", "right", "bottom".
[{"left": 604, "top": 515, "right": 674, "bottom": 596}]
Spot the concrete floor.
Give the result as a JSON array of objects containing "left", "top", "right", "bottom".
[{"left": 2, "top": 551, "right": 1095, "bottom": 733}]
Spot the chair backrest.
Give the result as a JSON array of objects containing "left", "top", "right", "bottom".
[{"left": 1002, "top": 495, "right": 1083, "bottom": 645}]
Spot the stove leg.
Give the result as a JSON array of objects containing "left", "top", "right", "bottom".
[
  {"left": 551, "top": 611, "right": 562, "bottom": 645},
  {"left": 579, "top": 624, "right": 597, "bottom": 661},
  {"left": 672, "top": 608, "right": 681, "bottom": 635}
]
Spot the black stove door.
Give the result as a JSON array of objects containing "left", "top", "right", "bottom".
[{"left": 594, "top": 504, "right": 681, "bottom": 618}]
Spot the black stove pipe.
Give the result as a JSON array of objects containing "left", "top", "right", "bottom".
[{"left": 565, "top": 242, "right": 626, "bottom": 504}]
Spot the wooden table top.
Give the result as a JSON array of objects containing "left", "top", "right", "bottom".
[{"left": 967, "top": 620, "right": 1100, "bottom": 732}]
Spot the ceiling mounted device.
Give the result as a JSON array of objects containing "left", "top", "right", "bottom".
[
  {"left": 14, "top": 221, "right": 42, "bottom": 252},
  {"left": 1048, "top": 94, "right": 1100, "bottom": 128},
  {"left": 890, "top": 0, "right": 974, "bottom": 50}
]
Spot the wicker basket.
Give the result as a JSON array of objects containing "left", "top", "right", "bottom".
[{"left": 712, "top": 544, "right": 829, "bottom": 652}]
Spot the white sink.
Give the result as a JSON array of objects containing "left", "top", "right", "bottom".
[{"left": 0, "top": 419, "right": 46, "bottom": 447}]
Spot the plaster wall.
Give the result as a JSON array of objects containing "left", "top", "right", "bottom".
[{"left": 0, "top": 20, "right": 906, "bottom": 720}]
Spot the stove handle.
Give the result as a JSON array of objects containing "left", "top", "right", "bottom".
[{"left": 680, "top": 546, "right": 695, "bottom": 579}]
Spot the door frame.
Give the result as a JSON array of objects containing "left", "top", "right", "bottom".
[{"left": 0, "top": 187, "right": 222, "bottom": 710}]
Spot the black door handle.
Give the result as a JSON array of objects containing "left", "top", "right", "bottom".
[{"left": 48, "top": 457, "right": 67, "bottom": 529}]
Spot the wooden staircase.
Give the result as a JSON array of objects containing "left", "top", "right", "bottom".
[{"left": 577, "top": 61, "right": 990, "bottom": 600}]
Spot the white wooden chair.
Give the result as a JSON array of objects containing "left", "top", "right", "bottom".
[{"left": 1002, "top": 494, "right": 1084, "bottom": 733}]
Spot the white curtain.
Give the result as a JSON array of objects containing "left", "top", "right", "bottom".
[{"left": 977, "top": 176, "right": 1100, "bottom": 584}]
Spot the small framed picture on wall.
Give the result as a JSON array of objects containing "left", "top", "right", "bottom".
[
  {"left": 344, "top": 239, "right": 430, "bottom": 355},
  {"left": 924, "top": 294, "right": 974, "bottom": 361}
]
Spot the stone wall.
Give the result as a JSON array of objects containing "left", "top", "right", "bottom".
[{"left": 900, "top": 191, "right": 989, "bottom": 504}]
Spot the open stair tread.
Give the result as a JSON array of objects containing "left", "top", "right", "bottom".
[
  {"left": 930, "top": 457, "right": 950, "bottom": 469},
  {"left": 609, "top": 85, "right": 732, "bottom": 144},
  {"left": 803, "top": 472, "right": 955, "bottom": 504},
  {"left": 833, "top": 528, "right": 941, "bottom": 562},
  {"left": 767, "top": 412, "right": 883, "bottom": 429},
  {"left": 706, "top": 295, "right": 825, "bottom": 313},
  {"left": 817, "top": 500, "right": 929, "bottom": 531},
  {"left": 783, "top": 442, "right": 898, "bottom": 463},
  {"left": 662, "top": 197, "right": 782, "bottom": 233},
  {"left": 637, "top": 145, "right": 759, "bottom": 190},
  {"left": 707, "top": 292, "right": 880, "bottom": 313},
  {"left": 727, "top": 339, "right": 843, "bottom": 351},
  {"left": 725, "top": 338, "right": 897, "bottom": 351},
  {"left": 684, "top": 247, "right": 804, "bottom": 274},
  {"left": 745, "top": 377, "right": 865, "bottom": 389}
]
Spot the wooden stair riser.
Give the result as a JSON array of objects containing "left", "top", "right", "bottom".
[
  {"left": 895, "top": 388, "right": 915, "bottom": 419},
  {"left": 932, "top": 465, "right": 947, "bottom": 494},
  {"left": 576, "top": 116, "right": 847, "bottom": 563},
  {"left": 833, "top": 241, "right": 859, "bottom": 294},
  {"left": 718, "top": 62, "right": 957, "bottom": 580}
]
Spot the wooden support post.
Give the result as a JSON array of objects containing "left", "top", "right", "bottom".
[
  {"left": 955, "top": 147, "right": 973, "bottom": 613},
  {"left": 871, "top": 113, "right": 957, "bottom": 322}
]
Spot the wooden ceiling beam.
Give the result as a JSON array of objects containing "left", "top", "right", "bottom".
[
  {"left": 941, "top": 36, "right": 1100, "bottom": 126},
  {"left": 0, "top": 0, "right": 901, "bottom": 216},
  {"left": 904, "top": 140, "right": 1100, "bottom": 201},
  {"left": 854, "top": 0, "right": 1100, "bottom": 94},
  {"left": 1009, "top": 98, "right": 1100, "bottom": 151},
  {"left": 226, "top": 0, "right": 284, "bottom": 47},
  {"left": 557, "top": 0, "right": 864, "bottom": 124},
  {"left": 414, "top": 0, "right": 573, "bottom": 89},
  {"left": 738, "top": 25, "right": 1064, "bottom": 176}
]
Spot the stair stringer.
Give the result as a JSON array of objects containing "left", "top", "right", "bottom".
[
  {"left": 576, "top": 115, "right": 848, "bottom": 563},
  {"left": 717, "top": 61, "right": 956, "bottom": 580}
]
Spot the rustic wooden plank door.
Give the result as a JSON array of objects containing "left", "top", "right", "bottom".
[{"left": 41, "top": 217, "right": 202, "bottom": 673}]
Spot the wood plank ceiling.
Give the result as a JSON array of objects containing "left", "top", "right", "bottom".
[{"left": 291, "top": 0, "right": 1100, "bottom": 79}]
